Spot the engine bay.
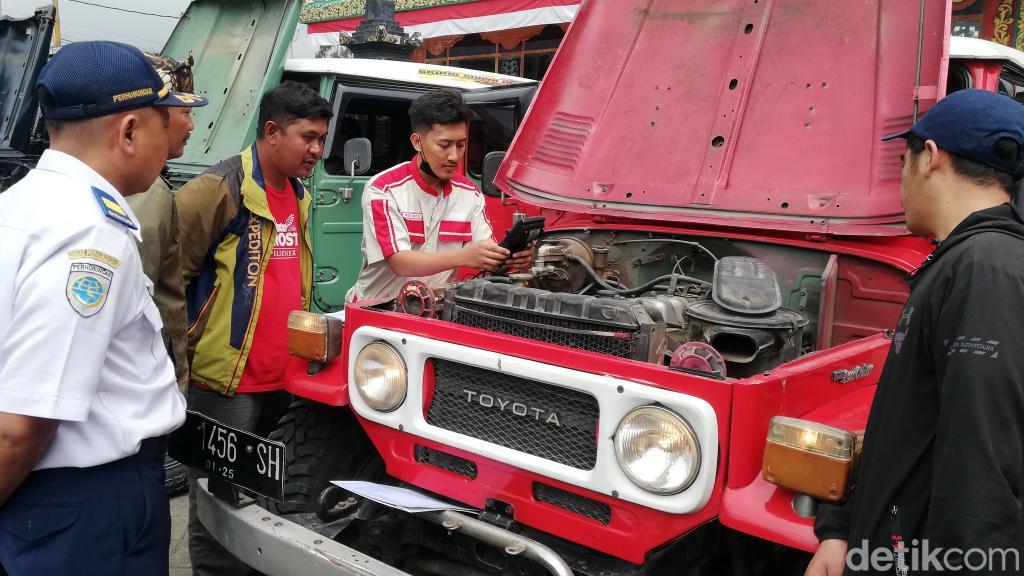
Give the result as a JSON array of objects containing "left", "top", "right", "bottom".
[{"left": 392, "top": 229, "right": 888, "bottom": 379}]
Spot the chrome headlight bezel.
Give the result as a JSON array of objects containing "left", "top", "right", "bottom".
[
  {"left": 614, "top": 405, "right": 701, "bottom": 495},
  {"left": 353, "top": 341, "right": 408, "bottom": 412}
]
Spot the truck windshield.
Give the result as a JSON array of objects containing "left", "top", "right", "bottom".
[{"left": 322, "top": 94, "right": 520, "bottom": 180}]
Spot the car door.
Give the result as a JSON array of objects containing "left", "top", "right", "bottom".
[{"left": 308, "top": 83, "right": 422, "bottom": 311}]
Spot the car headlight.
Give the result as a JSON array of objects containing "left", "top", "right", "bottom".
[
  {"left": 614, "top": 406, "right": 700, "bottom": 494},
  {"left": 353, "top": 342, "right": 407, "bottom": 412}
]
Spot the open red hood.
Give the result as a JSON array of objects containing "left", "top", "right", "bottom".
[{"left": 495, "top": 0, "right": 950, "bottom": 236}]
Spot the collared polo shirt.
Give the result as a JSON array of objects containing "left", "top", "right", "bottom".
[
  {"left": 0, "top": 150, "right": 186, "bottom": 469},
  {"left": 347, "top": 158, "right": 493, "bottom": 302}
]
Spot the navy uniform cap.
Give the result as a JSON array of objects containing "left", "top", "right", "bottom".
[
  {"left": 883, "top": 88, "right": 1024, "bottom": 179},
  {"left": 37, "top": 40, "right": 208, "bottom": 121}
]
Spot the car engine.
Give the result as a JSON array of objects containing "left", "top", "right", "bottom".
[{"left": 398, "top": 234, "right": 811, "bottom": 379}]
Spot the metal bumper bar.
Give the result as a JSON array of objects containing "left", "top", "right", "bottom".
[
  {"left": 422, "top": 510, "right": 574, "bottom": 576},
  {"left": 197, "top": 479, "right": 574, "bottom": 576},
  {"left": 196, "top": 479, "right": 409, "bottom": 576}
]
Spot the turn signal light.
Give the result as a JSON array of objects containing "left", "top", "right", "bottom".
[
  {"left": 287, "top": 311, "right": 343, "bottom": 363},
  {"left": 762, "top": 416, "right": 861, "bottom": 502}
]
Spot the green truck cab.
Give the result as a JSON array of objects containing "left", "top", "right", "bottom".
[{"left": 164, "top": 0, "right": 537, "bottom": 309}]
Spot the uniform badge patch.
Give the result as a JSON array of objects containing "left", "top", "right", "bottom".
[
  {"left": 67, "top": 248, "right": 120, "bottom": 269},
  {"left": 66, "top": 262, "right": 114, "bottom": 317}
]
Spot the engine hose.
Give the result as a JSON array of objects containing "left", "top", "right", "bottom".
[
  {"left": 567, "top": 254, "right": 629, "bottom": 292},
  {"left": 568, "top": 254, "right": 711, "bottom": 296},
  {"left": 600, "top": 281, "right": 710, "bottom": 297},
  {"left": 618, "top": 274, "right": 709, "bottom": 296},
  {"left": 609, "top": 238, "right": 719, "bottom": 262},
  {"left": 597, "top": 277, "right": 699, "bottom": 297}
]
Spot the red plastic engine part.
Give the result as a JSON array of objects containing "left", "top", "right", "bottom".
[
  {"left": 397, "top": 280, "right": 437, "bottom": 318},
  {"left": 670, "top": 342, "right": 727, "bottom": 377}
]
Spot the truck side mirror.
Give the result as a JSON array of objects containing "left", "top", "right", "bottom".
[
  {"left": 481, "top": 151, "right": 506, "bottom": 198},
  {"left": 344, "top": 138, "right": 372, "bottom": 177}
]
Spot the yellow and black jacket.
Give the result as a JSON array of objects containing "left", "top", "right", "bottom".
[{"left": 176, "top": 144, "right": 312, "bottom": 396}]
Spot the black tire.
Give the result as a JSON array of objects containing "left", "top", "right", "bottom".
[
  {"left": 164, "top": 455, "right": 189, "bottom": 496},
  {"left": 267, "top": 399, "right": 379, "bottom": 515}
]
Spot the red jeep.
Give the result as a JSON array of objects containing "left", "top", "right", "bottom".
[{"left": 192, "top": 2, "right": 1024, "bottom": 575}]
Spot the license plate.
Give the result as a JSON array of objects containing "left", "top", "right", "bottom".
[{"left": 169, "top": 411, "right": 286, "bottom": 502}]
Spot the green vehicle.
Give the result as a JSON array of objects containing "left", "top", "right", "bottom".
[
  {"left": 163, "top": 0, "right": 537, "bottom": 311},
  {"left": 0, "top": 0, "right": 533, "bottom": 510}
]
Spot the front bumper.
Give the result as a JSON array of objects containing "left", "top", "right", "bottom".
[
  {"left": 195, "top": 479, "right": 408, "bottom": 576},
  {"left": 197, "top": 479, "right": 575, "bottom": 576}
]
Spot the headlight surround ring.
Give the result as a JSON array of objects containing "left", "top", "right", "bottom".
[{"left": 353, "top": 341, "right": 408, "bottom": 412}]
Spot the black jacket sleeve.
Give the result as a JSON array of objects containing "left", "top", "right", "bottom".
[
  {"left": 814, "top": 489, "right": 855, "bottom": 542},
  {"left": 924, "top": 243, "right": 1024, "bottom": 554}
]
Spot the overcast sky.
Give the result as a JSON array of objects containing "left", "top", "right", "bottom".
[{"left": 1, "top": 0, "right": 193, "bottom": 53}]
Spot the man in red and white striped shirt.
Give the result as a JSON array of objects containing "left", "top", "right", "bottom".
[{"left": 347, "top": 89, "right": 532, "bottom": 302}]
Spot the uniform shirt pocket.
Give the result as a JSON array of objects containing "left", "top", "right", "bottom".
[
  {"left": 142, "top": 300, "right": 164, "bottom": 332},
  {"left": 403, "top": 212, "right": 425, "bottom": 244},
  {"left": 132, "top": 301, "right": 168, "bottom": 382},
  {"left": 439, "top": 220, "right": 472, "bottom": 243}
]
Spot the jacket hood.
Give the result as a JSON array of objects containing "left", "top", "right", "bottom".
[{"left": 910, "top": 203, "right": 1024, "bottom": 281}]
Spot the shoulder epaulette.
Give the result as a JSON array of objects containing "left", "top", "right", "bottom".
[{"left": 91, "top": 186, "right": 138, "bottom": 230}]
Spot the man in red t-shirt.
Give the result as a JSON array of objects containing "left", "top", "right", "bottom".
[
  {"left": 235, "top": 179, "right": 302, "bottom": 393},
  {"left": 175, "top": 82, "right": 331, "bottom": 576}
]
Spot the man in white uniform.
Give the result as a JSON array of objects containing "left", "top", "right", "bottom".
[{"left": 0, "top": 41, "right": 202, "bottom": 575}]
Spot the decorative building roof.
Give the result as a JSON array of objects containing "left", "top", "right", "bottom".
[{"left": 301, "top": 0, "right": 485, "bottom": 24}]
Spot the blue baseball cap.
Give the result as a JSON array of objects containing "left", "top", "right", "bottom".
[
  {"left": 37, "top": 41, "right": 208, "bottom": 121},
  {"left": 883, "top": 89, "right": 1024, "bottom": 178}
]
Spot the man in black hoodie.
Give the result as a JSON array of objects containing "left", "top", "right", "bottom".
[{"left": 807, "top": 88, "right": 1024, "bottom": 575}]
